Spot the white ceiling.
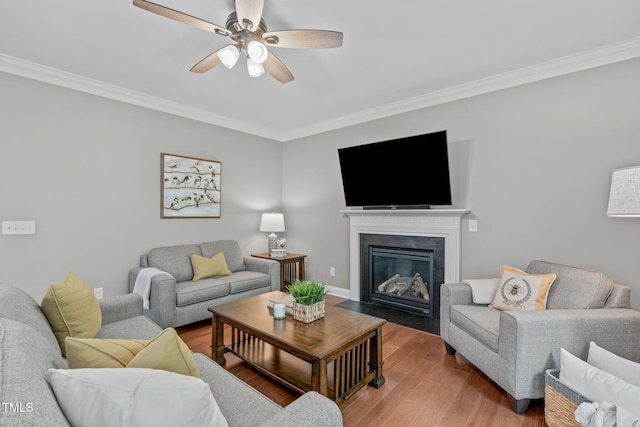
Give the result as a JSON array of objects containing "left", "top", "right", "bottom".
[{"left": 1, "top": 1, "right": 640, "bottom": 141}]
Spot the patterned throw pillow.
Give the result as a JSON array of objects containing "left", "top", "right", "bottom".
[
  {"left": 65, "top": 337, "right": 148, "bottom": 368},
  {"left": 65, "top": 328, "right": 199, "bottom": 378},
  {"left": 490, "top": 265, "right": 557, "bottom": 311}
]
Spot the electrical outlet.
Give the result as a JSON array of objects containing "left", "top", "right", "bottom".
[
  {"left": 94, "top": 287, "right": 104, "bottom": 299},
  {"left": 330, "top": 267, "right": 336, "bottom": 276},
  {"left": 468, "top": 219, "right": 478, "bottom": 232}
]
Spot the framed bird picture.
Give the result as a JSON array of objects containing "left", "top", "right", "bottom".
[{"left": 161, "top": 153, "right": 221, "bottom": 218}]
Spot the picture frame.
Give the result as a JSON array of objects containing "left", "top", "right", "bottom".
[{"left": 161, "top": 153, "right": 221, "bottom": 218}]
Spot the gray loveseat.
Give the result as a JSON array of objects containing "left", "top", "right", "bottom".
[
  {"left": 129, "top": 240, "right": 280, "bottom": 328},
  {"left": 440, "top": 260, "right": 640, "bottom": 414},
  {"left": 0, "top": 284, "right": 342, "bottom": 426}
]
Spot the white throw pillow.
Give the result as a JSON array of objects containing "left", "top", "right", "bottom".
[
  {"left": 587, "top": 341, "right": 640, "bottom": 388},
  {"left": 48, "top": 368, "right": 228, "bottom": 427},
  {"left": 559, "top": 348, "right": 640, "bottom": 418}
]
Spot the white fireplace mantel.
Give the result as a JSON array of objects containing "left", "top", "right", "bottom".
[{"left": 340, "top": 209, "right": 468, "bottom": 301}]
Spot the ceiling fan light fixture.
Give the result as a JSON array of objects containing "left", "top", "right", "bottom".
[
  {"left": 218, "top": 45, "right": 240, "bottom": 69},
  {"left": 247, "top": 57, "right": 265, "bottom": 77},
  {"left": 247, "top": 41, "right": 268, "bottom": 64}
]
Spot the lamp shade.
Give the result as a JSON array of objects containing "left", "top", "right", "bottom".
[
  {"left": 260, "top": 213, "right": 285, "bottom": 232},
  {"left": 607, "top": 165, "right": 640, "bottom": 217}
]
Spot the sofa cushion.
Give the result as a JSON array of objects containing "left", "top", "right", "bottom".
[
  {"left": 40, "top": 272, "right": 102, "bottom": 356},
  {"left": 49, "top": 368, "right": 228, "bottom": 427},
  {"left": 0, "top": 318, "right": 70, "bottom": 426},
  {"left": 191, "top": 252, "right": 232, "bottom": 281},
  {"left": 0, "top": 284, "right": 61, "bottom": 352},
  {"left": 148, "top": 244, "right": 201, "bottom": 282},
  {"left": 525, "top": 260, "right": 614, "bottom": 309},
  {"left": 228, "top": 271, "right": 272, "bottom": 294},
  {"left": 200, "top": 240, "right": 246, "bottom": 272},
  {"left": 450, "top": 305, "right": 501, "bottom": 353},
  {"left": 65, "top": 337, "right": 148, "bottom": 368},
  {"left": 176, "top": 280, "right": 230, "bottom": 307},
  {"left": 489, "top": 265, "right": 556, "bottom": 311}
]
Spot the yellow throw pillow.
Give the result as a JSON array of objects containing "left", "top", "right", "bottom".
[
  {"left": 191, "top": 251, "right": 232, "bottom": 281},
  {"left": 41, "top": 272, "right": 102, "bottom": 356},
  {"left": 66, "top": 337, "right": 148, "bottom": 368},
  {"left": 126, "top": 328, "right": 200, "bottom": 377},
  {"left": 490, "top": 265, "right": 556, "bottom": 311}
]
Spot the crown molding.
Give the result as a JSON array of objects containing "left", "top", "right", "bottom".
[
  {"left": 0, "top": 54, "right": 281, "bottom": 141},
  {"left": 281, "top": 36, "right": 640, "bottom": 141},
  {"left": 2, "top": 37, "right": 640, "bottom": 142}
]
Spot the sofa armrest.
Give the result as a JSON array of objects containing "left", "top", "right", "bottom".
[
  {"left": 258, "top": 392, "right": 343, "bottom": 427},
  {"left": 99, "top": 293, "right": 143, "bottom": 325},
  {"left": 129, "top": 266, "right": 177, "bottom": 329},
  {"left": 244, "top": 256, "right": 280, "bottom": 292},
  {"left": 439, "top": 282, "right": 475, "bottom": 343},
  {"left": 498, "top": 308, "right": 640, "bottom": 399}
]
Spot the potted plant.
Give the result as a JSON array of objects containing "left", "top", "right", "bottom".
[{"left": 287, "top": 279, "right": 328, "bottom": 323}]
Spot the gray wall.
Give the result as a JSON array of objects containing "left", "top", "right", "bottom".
[
  {"left": 2, "top": 58, "right": 640, "bottom": 311},
  {"left": 0, "top": 72, "right": 282, "bottom": 300},
  {"left": 283, "top": 58, "right": 640, "bottom": 309}
]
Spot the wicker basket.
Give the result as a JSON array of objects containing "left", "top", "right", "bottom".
[
  {"left": 292, "top": 300, "right": 325, "bottom": 323},
  {"left": 544, "top": 369, "right": 590, "bottom": 427}
]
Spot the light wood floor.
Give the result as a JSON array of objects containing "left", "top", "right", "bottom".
[{"left": 176, "top": 295, "right": 546, "bottom": 427}]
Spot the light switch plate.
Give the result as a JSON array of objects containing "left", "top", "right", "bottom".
[{"left": 2, "top": 221, "right": 36, "bottom": 235}]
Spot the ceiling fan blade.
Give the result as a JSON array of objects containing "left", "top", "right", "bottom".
[
  {"left": 235, "top": 0, "right": 264, "bottom": 32},
  {"left": 133, "top": 0, "right": 230, "bottom": 37},
  {"left": 262, "top": 30, "right": 343, "bottom": 49},
  {"left": 263, "top": 52, "right": 294, "bottom": 84},
  {"left": 190, "top": 49, "right": 224, "bottom": 73}
]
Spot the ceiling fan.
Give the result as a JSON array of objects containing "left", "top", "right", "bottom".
[{"left": 133, "top": 0, "right": 343, "bottom": 83}]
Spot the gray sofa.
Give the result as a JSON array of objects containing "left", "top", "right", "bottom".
[
  {"left": 440, "top": 260, "right": 640, "bottom": 414},
  {"left": 0, "top": 284, "right": 342, "bottom": 426},
  {"left": 129, "top": 240, "right": 280, "bottom": 328}
]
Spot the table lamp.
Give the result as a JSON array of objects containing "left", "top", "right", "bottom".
[
  {"left": 607, "top": 166, "right": 640, "bottom": 217},
  {"left": 260, "top": 213, "right": 285, "bottom": 253}
]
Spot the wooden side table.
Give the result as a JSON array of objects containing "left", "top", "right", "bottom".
[{"left": 251, "top": 252, "right": 306, "bottom": 291}]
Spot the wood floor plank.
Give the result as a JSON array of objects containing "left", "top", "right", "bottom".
[{"left": 176, "top": 296, "right": 547, "bottom": 426}]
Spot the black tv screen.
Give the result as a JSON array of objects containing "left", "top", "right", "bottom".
[{"left": 338, "top": 130, "right": 452, "bottom": 208}]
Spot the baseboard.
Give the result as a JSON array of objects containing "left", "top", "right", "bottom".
[{"left": 326, "top": 285, "right": 350, "bottom": 299}]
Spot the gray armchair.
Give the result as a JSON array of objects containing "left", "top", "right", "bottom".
[{"left": 440, "top": 260, "right": 640, "bottom": 414}]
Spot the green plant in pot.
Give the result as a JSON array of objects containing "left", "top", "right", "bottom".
[{"left": 287, "top": 280, "right": 328, "bottom": 323}]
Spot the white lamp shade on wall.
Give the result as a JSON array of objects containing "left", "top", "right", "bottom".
[{"left": 607, "top": 165, "right": 640, "bottom": 217}]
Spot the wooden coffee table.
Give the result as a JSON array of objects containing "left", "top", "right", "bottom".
[{"left": 209, "top": 291, "right": 386, "bottom": 403}]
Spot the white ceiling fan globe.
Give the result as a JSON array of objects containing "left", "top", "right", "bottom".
[{"left": 247, "top": 41, "right": 268, "bottom": 64}]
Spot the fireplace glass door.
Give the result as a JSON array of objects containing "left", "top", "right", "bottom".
[{"left": 369, "top": 246, "right": 434, "bottom": 315}]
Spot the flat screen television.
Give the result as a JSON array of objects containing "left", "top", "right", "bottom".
[{"left": 338, "top": 130, "right": 452, "bottom": 208}]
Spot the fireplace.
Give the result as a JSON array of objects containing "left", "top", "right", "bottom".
[
  {"left": 341, "top": 208, "right": 467, "bottom": 320},
  {"left": 360, "top": 233, "right": 444, "bottom": 317}
]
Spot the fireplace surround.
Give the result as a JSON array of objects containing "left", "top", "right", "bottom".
[{"left": 341, "top": 209, "right": 468, "bottom": 319}]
